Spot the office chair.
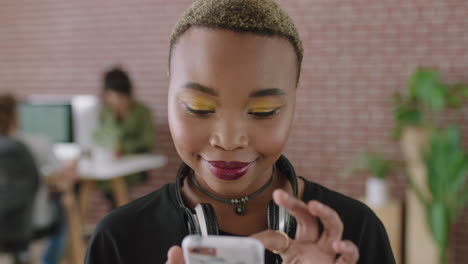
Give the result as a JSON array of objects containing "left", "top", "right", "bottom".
[{"left": 0, "top": 136, "right": 40, "bottom": 264}]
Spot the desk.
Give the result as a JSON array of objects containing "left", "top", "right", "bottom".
[
  {"left": 79, "top": 154, "right": 167, "bottom": 179},
  {"left": 78, "top": 154, "right": 168, "bottom": 214},
  {"left": 54, "top": 144, "right": 168, "bottom": 213},
  {"left": 53, "top": 146, "right": 167, "bottom": 264}
]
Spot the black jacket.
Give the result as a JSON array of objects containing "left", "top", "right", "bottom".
[{"left": 86, "top": 161, "right": 395, "bottom": 264}]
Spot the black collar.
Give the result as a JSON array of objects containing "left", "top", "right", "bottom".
[{"left": 174, "top": 155, "right": 299, "bottom": 209}]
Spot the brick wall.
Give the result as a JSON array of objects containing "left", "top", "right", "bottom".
[{"left": 1, "top": 0, "right": 467, "bottom": 262}]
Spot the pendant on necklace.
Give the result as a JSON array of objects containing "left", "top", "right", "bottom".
[{"left": 234, "top": 203, "right": 246, "bottom": 215}]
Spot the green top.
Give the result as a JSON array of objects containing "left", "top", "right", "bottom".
[{"left": 93, "top": 101, "right": 155, "bottom": 155}]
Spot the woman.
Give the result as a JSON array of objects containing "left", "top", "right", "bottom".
[
  {"left": 86, "top": 1, "right": 395, "bottom": 263},
  {"left": 93, "top": 67, "right": 156, "bottom": 204},
  {"left": 94, "top": 67, "right": 155, "bottom": 156}
]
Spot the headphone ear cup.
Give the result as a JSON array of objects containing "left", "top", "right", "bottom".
[
  {"left": 185, "top": 208, "right": 200, "bottom": 235},
  {"left": 194, "top": 203, "right": 219, "bottom": 236},
  {"left": 288, "top": 215, "right": 297, "bottom": 238},
  {"left": 268, "top": 200, "right": 296, "bottom": 237},
  {"left": 267, "top": 200, "right": 279, "bottom": 230},
  {"left": 200, "top": 203, "right": 219, "bottom": 235}
]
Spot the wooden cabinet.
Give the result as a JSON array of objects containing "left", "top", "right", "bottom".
[{"left": 365, "top": 200, "right": 403, "bottom": 264}]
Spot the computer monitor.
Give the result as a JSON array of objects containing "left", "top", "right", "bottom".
[{"left": 17, "top": 101, "right": 74, "bottom": 143}]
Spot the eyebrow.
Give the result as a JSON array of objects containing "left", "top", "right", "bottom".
[
  {"left": 182, "top": 82, "right": 218, "bottom": 96},
  {"left": 182, "top": 82, "right": 286, "bottom": 97},
  {"left": 249, "top": 88, "right": 286, "bottom": 97}
]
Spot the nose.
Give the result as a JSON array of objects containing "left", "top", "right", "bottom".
[{"left": 209, "top": 117, "right": 249, "bottom": 151}]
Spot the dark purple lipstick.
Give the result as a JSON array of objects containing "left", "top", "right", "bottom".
[{"left": 205, "top": 160, "right": 253, "bottom": 181}]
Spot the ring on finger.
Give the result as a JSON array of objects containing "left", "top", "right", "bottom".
[{"left": 272, "top": 231, "right": 291, "bottom": 254}]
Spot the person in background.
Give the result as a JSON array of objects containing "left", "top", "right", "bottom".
[
  {"left": 0, "top": 94, "right": 77, "bottom": 264},
  {"left": 0, "top": 100, "right": 39, "bottom": 264},
  {"left": 93, "top": 67, "right": 156, "bottom": 206}
]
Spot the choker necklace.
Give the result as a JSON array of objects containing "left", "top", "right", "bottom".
[{"left": 190, "top": 166, "right": 277, "bottom": 215}]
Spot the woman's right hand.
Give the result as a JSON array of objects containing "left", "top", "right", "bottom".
[
  {"left": 166, "top": 246, "right": 184, "bottom": 264},
  {"left": 252, "top": 190, "right": 359, "bottom": 264}
]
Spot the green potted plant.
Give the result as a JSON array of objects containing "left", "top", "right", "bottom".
[
  {"left": 393, "top": 68, "right": 468, "bottom": 264},
  {"left": 393, "top": 68, "right": 468, "bottom": 138},
  {"left": 344, "top": 152, "right": 397, "bottom": 206},
  {"left": 408, "top": 127, "right": 468, "bottom": 264}
]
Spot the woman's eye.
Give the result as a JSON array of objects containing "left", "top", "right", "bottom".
[
  {"left": 183, "top": 104, "right": 215, "bottom": 116},
  {"left": 248, "top": 108, "right": 280, "bottom": 118}
]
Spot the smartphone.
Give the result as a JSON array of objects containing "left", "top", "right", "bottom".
[{"left": 182, "top": 235, "right": 264, "bottom": 264}]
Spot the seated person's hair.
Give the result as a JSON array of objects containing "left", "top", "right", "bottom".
[
  {"left": 0, "top": 94, "right": 17, "bottom": 135},
  {"left": 103, "top": 67, "right": 133, "bottom": 96},
  {"left": 169, "top": 0, "right": 304, "bottom": 83}
]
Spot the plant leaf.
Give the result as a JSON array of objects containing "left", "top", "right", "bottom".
[
  {"left": 427, "top": 201, "right": 449, "bottom": 248},
  {"left": 408, "top": 68, "right": 447, "bottom": 112},
  {"left": 407, "top": 175, "right": 429, "bottom": 206}
]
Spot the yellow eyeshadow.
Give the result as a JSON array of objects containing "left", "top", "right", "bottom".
[
  {"left": 185, "top": 96, "right": 216, "bottom": 110},
  {"left": 249, "top": 101, "right": 283, "bottom": 112}
]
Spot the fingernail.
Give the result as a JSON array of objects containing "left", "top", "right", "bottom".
[
  {"left": 310, "top": 201, "right": 320, "bottom": 208},
  {"left": 278, "top": 191, "right": 289, "bottom": 202},
  {"left": 332, "top": 241, "right": 339, "bottom": 250},
  {"left": 340, "top": 241, "right": 347, "bottom": 250},
  {"left": 317, "top": 203, "right": 323, "bottom": 210},
  {"left": 313, "top": 202, "right": 323, "bottom": 213},
  {"left": 275, "top": 189, "right": 288, "bottom": 200}
]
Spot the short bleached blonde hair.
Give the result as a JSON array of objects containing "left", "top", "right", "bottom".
[{"left": 169, "top": 0, "right": 303, "bottom": 83}]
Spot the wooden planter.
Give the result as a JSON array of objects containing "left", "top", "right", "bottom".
[{"left": 401, "top": 126, "right": 449, "bottom": 264}]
